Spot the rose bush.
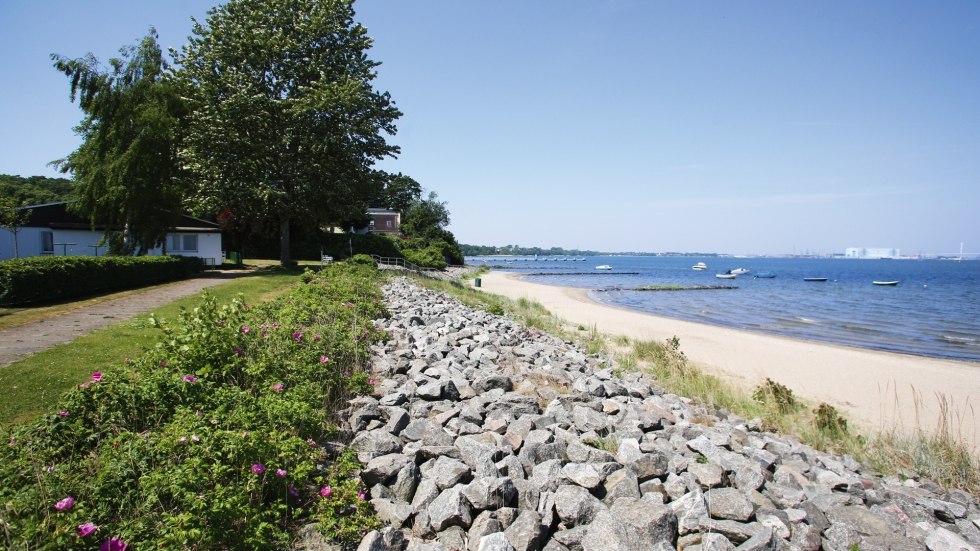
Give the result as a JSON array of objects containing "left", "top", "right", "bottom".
[{"left": 0, "top": 262, "right": 384, "bottom": 548}]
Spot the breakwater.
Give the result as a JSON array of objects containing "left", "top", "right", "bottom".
[{"left": 332, "top": 277, "right": 979, "bottom": 551}]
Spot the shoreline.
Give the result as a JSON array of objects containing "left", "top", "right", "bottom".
[{"left": 476, "top": 270, "right": 979, "bottom": 451}]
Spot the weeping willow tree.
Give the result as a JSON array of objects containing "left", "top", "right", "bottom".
[{"left": 51, "top": 29, "right": 187, "bottom": 255}]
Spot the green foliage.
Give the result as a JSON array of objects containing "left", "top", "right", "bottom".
[
  {"left": 403, "top": 247, "right": 447, "bottom": 270},
  {"left": 0, "top": 263, "right": 384, "bottom": 547},
  {"left": 0, "top": 255, "right": 203, "bottom": 305},
  {"left": 814, "top": 403, "right": 849, "bottom": 436},
  {"left": 52, "top": 30, "right": 187, "bottom": 254},
  {"left": 0, "top": 174, "right": 74, "bottom": 206},
  {"left": 178, "top": 0, "right": 401, "bottom": 265},
  {"left": 752, "top": 378, "right": 800, "bottom": 414},
  {"left": 459, "top": 244, "right": 602, "bottom": 257},
  {"left": 350, "top": 254, "right": 377, "bottom": 267},
  {"left": 379, "top": 173, "right": 422, "bottom": 213}
]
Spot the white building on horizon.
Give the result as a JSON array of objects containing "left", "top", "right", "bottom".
[{"left": 844, "top": 247, "right": 901, "bottom": 259}]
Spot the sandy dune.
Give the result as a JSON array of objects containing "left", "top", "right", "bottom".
[{"left": 477, "top": 270, "right": 979, "bottom": 450}]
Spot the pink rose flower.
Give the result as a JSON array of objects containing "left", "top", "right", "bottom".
[
  {"left": 91, "top": 372, "right": 103, "bottom": 382},
  {"left": 181, "top": 375, "right": 197, "bottom": 383},
  {"left": 272, "top": 383, "right": 284, "bottom": 391},
  {"left": 320, "top": 486, "right": 332, "bottom": 497},
  {"left": 100, "top": 537, "right": 127, "bottom": 551},
  {"left": 54, "top": 496, "right": 74, "bottom": 511},
  {"left": 251, "top": 463, "right": 265, "bottom": 474},
  {"left": 77, "top": 522, "right": 98, "bottom": 537},
  {"left": 276, "top": 468, "right": 287, "bottom": 478}
]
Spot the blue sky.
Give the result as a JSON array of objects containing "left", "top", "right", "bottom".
[{"left": 1, "top": 1, "right": 978, "bottom": 256}]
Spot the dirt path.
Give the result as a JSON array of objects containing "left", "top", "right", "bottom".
[{"left": 0, "top": 271, "right": 251, "bottom": 367}]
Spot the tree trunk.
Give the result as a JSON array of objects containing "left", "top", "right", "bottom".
[
  {"left": 12, "top": 230, "right": 20, "bottom": 258},
  {"left": 280, "top": 218, "right": 292, "bottom": 266}
]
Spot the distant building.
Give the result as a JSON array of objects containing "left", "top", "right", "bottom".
[
  {"left": 366, "top": 208, "right": 400, "bottom": 234},
  {"left": 845, "top": 247, "right": 900, "bottom": 259}
]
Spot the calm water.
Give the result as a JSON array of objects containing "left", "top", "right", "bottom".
[{"left": 470, "top": 256, "right": 980, "bottom": 362}]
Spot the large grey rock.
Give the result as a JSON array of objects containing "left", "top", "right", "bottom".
[
  {"left": 478, "top": 532, "right": 516, "bottom": 551},
  {"left": 554, "top": 484, "right": 603, "bottom": 526},
  {"left": 924, "top": 526, "right": 977, "bottom": 551},
  {"left": 610, "top": 494, "right": 678, "bottom": 546},
  {"left": 463, "top": 477, "right": 518, "bottom": 510},
  {"left": 468, "top": 512, "right": 504, "bottom": 551},
  {"left": 602, "top": 467, "right": 641, "bottom": 505},
  {"left": 370, "top": 498, "right": 414, "bottom": 529},
  {"left": 581, "top": 509, "right": 644, "bottom": 551},
  {"left": 362, "top": 454, "right": 414, "bottom": 487},
  {"left": 504, "top": 510, "right": 544, "bottom": 551},
  {"left": 671, "top": 490, "right": 709, "bottom": 535},
  {"left": 562, "top": 462, "right": 603, "bottom": 490},
  {"left": 429, "top": 485, "right": 474, "bottom": 532},
  {"left": 706, "top": 487, "right": 756, "bottom": 522},
  {"left": 702, "top": 532, "right": 736, "bottom": 551},
  {"left": 428, "top": 456, "right": 473, "bottom": 489}
]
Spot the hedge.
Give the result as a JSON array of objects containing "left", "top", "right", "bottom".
[{"left": 0, "top": 255, "right": 204, "bottom": 305}]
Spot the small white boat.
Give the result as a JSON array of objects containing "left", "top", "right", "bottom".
[
  {"left": 803, "top": 277, "right": 828, "bottom": 282},
  {"left": 595, "top": 265, "right": 613, "bottom": 270},
  {"left": 692, "top": 262, "right": 708, "bottom": 271},
  {"left": 715, "top": 273, "right": 737, "bottom": 279},
  {"left": 872, "top": 280, "right": 900, "bottom": 286},
  {"left": 730, "top": 268, "right": 750, "bottom": 275}
]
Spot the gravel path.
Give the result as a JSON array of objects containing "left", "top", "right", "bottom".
[{"left": 0, "top": 270, "right": 251, "bottom": 367}]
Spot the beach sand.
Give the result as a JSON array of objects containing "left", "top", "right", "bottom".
[{"left": 477, "top": 270, "right": 979, "bottom": 451}]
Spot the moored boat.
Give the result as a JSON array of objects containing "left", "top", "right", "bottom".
[
  {"left": 872, "top": 280, "right": 900, "bottom": 286},
  {"left": 715, "top": 273, "right": 737, "bottom": 279},
  {"left": 692, "top": 262, "right": 708, "bottom": 271},
  {"left": 595, "top": 265, "right": 613, "bottom": 270},
  {"left": 803, "top": 277, "right": 828, "bottom": 282},
  {"left": 730, "top": 268, "right": 750, "bottom": 275},
  {"left": 754, "top": 271, "right": 776, "bottom": 278}
]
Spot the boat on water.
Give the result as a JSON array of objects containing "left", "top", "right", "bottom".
[
  {"left": 692, "top": 262, "right": 708, "bottom": 271},
  {"left": 754, "top": 271, "right": 777, "bottom": 278},
  {"left": 872, "top": 280, "right": 900, "bottom": 286},
  {"left": 803, "top": 277, "right": 828, "bottom": 282},
  {"left": 595, "top": 265, "right": 613, "bottom": 270},
  {"left": 730, "top": 268, "right": 750, "bottom": 275},
  {"left": 715, "top": 273, "right": 737, "bottom": 279}
]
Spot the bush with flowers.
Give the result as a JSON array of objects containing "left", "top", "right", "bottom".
[{"left": 0, "top": 262, "right": 384, "bottom": 549}]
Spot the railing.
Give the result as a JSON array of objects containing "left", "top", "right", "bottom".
[{"left": 371, "top": 255, "right": 442, "bottom": 278}]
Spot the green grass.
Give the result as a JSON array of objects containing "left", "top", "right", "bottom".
[{"left": 0, "top": 268, "right": 303, "bottom": 426}]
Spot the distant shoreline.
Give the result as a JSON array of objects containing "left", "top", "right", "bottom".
[{"left": 476, "top": 270, "right": 979, "bottom": 451}]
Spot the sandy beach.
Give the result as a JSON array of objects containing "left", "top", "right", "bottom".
[{"left": 477, "top": 270, "right": 979, "bottom": 451}]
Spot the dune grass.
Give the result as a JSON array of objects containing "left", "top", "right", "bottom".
[
  {"left": 0, "top": 267, "right": 303, "bottom": 426},
  {"left": 419, "top": 270, "right": 980, "bottom": 494}
]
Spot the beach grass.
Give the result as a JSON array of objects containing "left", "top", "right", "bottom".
[
  {"left": 0, "top": 267, "right": 302, "bottom": 426},
  {"left": 424, "top": 271, "right": 980, "bottom": 494}
]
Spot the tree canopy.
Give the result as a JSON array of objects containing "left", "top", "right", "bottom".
[
  {"left": 51, "top": 30, "right": 186, "bottom": 255},
  {"left": 0, "top": 174, "right": 74, "bottom": 206},
  {"left": 178, "top": 0, "right": 402, "bottom": 264}
]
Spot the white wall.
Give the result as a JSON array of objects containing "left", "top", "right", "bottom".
[
  {"left": 1, "top": 229, "right": 222, "bottom": 265},
  {"left": 0, "top": 227, "right": 45, "bottom": 259}
]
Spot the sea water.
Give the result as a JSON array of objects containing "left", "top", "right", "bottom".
[{"left": 471, "top": 256, "right": 980, "bottom": 362}]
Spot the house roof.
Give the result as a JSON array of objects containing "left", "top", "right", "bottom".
[{"left": 18, "top": 202, "right": 221, "bottom": 232}]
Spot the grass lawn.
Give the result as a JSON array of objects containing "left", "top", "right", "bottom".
[{"left": 0, "top": 267, "right": 303, "bottom": 426}]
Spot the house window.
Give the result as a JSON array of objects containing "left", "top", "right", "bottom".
[
  {"left": 169, "top": 234, "right": 198, "bottom": 252},
  {"left": 40, "top": 231, "right": 54, "bottom": 255},
  {"left": 386, "top": 220, "right": 392, "bottom": 228}
]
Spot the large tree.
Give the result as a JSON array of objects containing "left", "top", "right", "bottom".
[
  {"left": 178, "top": 0, "right": 401, "bottom": 265},
  {"left": 51, "top": 30, "right": 186, "bottom": 255},
  {"left": 0, "top": 197, "right": 31, "bottom": 258}
]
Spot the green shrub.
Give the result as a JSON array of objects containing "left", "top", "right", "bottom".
[
  {"left": 814, "top": 402, "right": 849, "bottom": 436},
  {"left": 0, "top": 263, "right": 384, "bottom": 548},
  {"left": 402, "top": 247, "right": 447, "bottom": 269},
  {"left": 350, "top": 254, "right": 377, "bottom": 267},
  {"left": 0, "top": 255, "right": 203, "bottom": 305},
  {"left": 752, "top": 378, "right": 800, "bottom": 413}
]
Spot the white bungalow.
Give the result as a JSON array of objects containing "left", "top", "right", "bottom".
[{"left": 0, "top": 202, "right": 223, "bottom": 266}]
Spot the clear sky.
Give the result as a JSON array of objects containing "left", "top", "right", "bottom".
[{"left": 2, "top": 1, "right": 978, "bottom": 256}]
